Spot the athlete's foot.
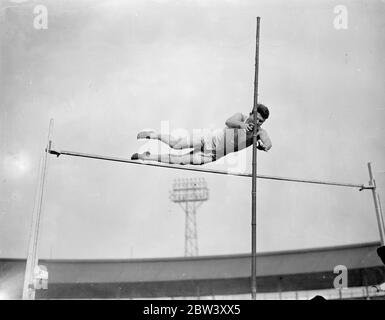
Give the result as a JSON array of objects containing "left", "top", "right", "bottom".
[
  {"left": 131, "top": 151, "right": 151, "bottom": 160},
  {"left": 137, "top": 130, "right": 156, "bottom": 140}
]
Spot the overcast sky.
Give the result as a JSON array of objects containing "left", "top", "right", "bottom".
[{"left": 1, "top": 0, "right": 384, "bottom": 259}]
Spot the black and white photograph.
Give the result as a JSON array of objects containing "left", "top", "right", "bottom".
[{"left": 0, "top": 0, "right": 384, "bottom": 304}]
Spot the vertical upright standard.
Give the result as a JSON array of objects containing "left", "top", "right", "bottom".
[
  {"left": 377, "top": 193, "right": 385, "bottom": 237},
  {"left": 170, "top": 178, "right": 209, "bottom": 256},
  {"left": 251, "top": 17, "right": 261, "bottom": 300},
  {"left": 367, "top": 162, "right": 385, "bottom": 246},
  {"left": 22, "top": 119, "right": 54, "bottom": 299}
]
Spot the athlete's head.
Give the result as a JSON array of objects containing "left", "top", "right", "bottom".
[
  {"left": 249, "top": 103, "right": 269, "bottom": 126},
  {"left": 250, "top": 104, "right": 269, "bottom": 119}
]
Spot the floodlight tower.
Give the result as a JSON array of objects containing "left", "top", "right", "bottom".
[{"left": 170, "top": 178, "right": 209, "bottom": 256}]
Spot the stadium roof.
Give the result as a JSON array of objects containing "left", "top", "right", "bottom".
[{"left": 1, "top": 242, "right": 384, "bottom": 299}]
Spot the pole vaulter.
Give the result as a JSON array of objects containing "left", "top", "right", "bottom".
[{"left": 22, "top": 18, "right": 385, "bottom": 300}]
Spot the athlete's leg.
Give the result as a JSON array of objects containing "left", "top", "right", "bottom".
[
  {"left": 137, "top": 130, "right": 202, "bottom": 150},
  {"left": 131, "top": 150, "right": 213, "bottom": 165}
]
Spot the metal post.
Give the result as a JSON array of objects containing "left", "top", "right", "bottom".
[
  {"left": 251, "top": 17, "right": 260, "bottom": 300},
  {"left": 22, "top": 119, "right": 54, "bottom": 299},
  {"left": 367, "top": 162, "right": 385, "bottom": 246},
  {"left": 377, "top": 193, "right": 385, "bottom": 237}
]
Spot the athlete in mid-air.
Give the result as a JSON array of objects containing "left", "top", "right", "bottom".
[{"left": 131, "top": 104, "right": 272, "bottom": 165}]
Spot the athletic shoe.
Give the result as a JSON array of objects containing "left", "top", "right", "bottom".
[
  {"left": 131, "top": 153, "right": 140, "bottom": 160},
  {"left": 137, "top": 130, "right": 155, "bottom": 139},
  {"left": 131, "top": 151, "right": 151, "bottom": 160}
]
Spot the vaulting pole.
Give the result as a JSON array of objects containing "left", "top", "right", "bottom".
[{"left": 251, "top": 16, "right": 261, "bottom": 300}]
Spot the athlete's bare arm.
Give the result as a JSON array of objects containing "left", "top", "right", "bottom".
[
  {"left": 225, "top": 113, "right": 253, "bottom": 131},
  {"left": 245, "top": 129, "right": 272, "bottom": 151},
  {"left": 226, "top": 111, "right": 271, "bottom": 151},
  {"left": 257, "top": 128, "right": 272, "bottom": 151}
]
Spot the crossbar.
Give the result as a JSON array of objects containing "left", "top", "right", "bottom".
[{"left": 49, "top": 148, "right": 372, "bottom": 190}]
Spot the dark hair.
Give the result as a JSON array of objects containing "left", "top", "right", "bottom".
[{"left": 250, "top": 103, "right": 269, "bottom": 119}]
